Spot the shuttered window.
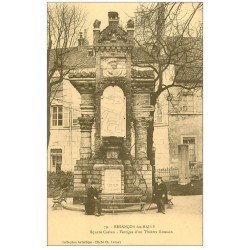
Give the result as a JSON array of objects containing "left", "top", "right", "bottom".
[
  {"left": 181, "top": 92, "right": 194, "bottom": 113},
  {"left": 52, "top": 106, "right": 63, "bottom": 126},
  {"left": 63, "top": 106, "right": 70, "bottom": 127}
]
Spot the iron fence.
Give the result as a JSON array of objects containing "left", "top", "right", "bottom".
[
  {"left": 155, "top": 162, "right": 203, "bottom": 181},
  {"left": 189, "top": 162, "right": 203, "bottom": 179}
]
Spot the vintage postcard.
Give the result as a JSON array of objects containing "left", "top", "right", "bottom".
[{"left": 47, "top": 2, "right": 203, "bottom": 246}]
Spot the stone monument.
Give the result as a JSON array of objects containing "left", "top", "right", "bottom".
[{"left": 69, "top": 12, "right": 155, "bottom": 203}]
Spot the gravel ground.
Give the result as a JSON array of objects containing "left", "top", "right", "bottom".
[{"left": 48, "top": 195, "right": 202, "bottom": 246}]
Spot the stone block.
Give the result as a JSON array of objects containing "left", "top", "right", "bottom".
[
  {"left": 74, "top": 183, "right": 85, "bottom": 188},
  {"left": 126, "top": 179, "right": 135, "bottom": 184},
  {"left": 82, "top": 170, "right": 91, "bottom": 175},
  {"left": 74, "top": 178, "right": 82, "bottom": 183},
  {"left": 93, "top": 164, "right": 103, "bottom": 170},
  {"left": 74, "top": 170, "right": 83, "bottom": 175},
  {"left": 147, "top": 165, "right": 152, "bottom": 170},
  {"left": 143, "top": 176, "right": 152, "bottom": 181},
  {"left": 92, "top": 170, "right": 101, "bottom": 175},
  {"left": 74, "top": 175, "right": 83, "bottom": 180}
]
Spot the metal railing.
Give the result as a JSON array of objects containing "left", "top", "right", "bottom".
[
  {"left": 189, "top": 162, "right": 203, "bottom": 179},
  {"left": 155, "top": 162, "right": 203, "bottom": 181}
]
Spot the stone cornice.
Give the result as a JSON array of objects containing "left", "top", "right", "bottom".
[
  {"left": 100, "top": 77, "right": 127, "bottom": 85},
  {"left": 94, "top": 45, "right": 132, "bottom": 52},
  {"left": 69, "top": 72, "right": 96, "bottom": 78},
  {"left": 133, "top": 105, "right": 155, "bottom": 113},
  {"left": 70, "top": 80, "right": 96, "bottom": 94},
  {"left": 131, "top": 69, "right": 154, "bottom": 79},
  {"left": 131, "top": 81, "right": 154, "bottom": 93}
]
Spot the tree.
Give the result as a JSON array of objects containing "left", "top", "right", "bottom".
[
  {"left": 47, "top": 3, "right": 86, "bottom": 146},
  {"left": 134, "top": 2, "right": 203, "bottom": 179}
]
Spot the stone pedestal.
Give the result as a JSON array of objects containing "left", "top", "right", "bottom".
[
  {"left": 93, "top": 164, "right": 125, "bottom": 194},
  {"left": 178, "top": 144, "right": 191, "bottom": 185}
]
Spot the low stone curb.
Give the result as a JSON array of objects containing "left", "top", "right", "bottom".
[{"left": 62, "top": 202, "right": 158, "bottom": 213}]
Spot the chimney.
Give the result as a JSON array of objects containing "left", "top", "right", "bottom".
[
  {"left": 78, "top": 32, "right": 84, "bottom": 50},
  {"left": 108, "top": 12, "right": 119, "bottom": 29},
  {"left": 127, "top": 19, "right": 134, "bottom": 42},
  {"left": 78, "top": 30, "right": 88, "bottom": 51},
  {"left": 93, "top": 19, "right": 101, "bottom": 45}
]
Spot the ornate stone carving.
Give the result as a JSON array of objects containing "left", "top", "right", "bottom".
[
  {"left": 108, "top": 11, "right": 119, "bottom": 20},
  {"left": 93, "top": 19, "right": 101, "bottom": 29},
  {"left": 69, "top": 71, "right": 96, "bottom": 78},
  {"left": 133, "top": 94, "right": 150, "bottom": 106},
  {"left": 127, "top": 19, "right": 134, "bottom": 29},
  {"left": 101, "top": 58, "right": 126, "bottom": 77},
  {"left": 98, "top": 26, "right": 128, "bottom": 43},
  {"left": 133, "top": 117, "right": 153, "bottom": 129},
  {"left": 78, "top": 115, "right": 94, "bottom": 132}
]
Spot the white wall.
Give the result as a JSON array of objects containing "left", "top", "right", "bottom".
[{"left": 48, "top": 79, "right": 81, "bottom": 172}]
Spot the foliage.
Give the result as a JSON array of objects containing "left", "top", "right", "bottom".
[
  {"left": 47, "top": 3, "right": 87, "bottom": 147},
  {"left": 47, "top": 171, "right": 74, "bottom": 197},
  {"left": 166, "top": 179, "right": 203, "bottom": 196}
]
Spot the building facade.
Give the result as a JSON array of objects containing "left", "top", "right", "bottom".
[{"left": 48, "top": 81, "right": 81, "bottom": 172}]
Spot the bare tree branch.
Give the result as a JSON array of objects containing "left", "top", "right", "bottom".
[{"left": 47, "top": 3, "right": 87, "bottom": 147}]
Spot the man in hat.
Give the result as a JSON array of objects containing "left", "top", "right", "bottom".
[
  {"left": 153, "top": 176, "right": 168, "bottom": 214},
  {"left": 86, "top": 181, "right": 103, "bottom": 216}
]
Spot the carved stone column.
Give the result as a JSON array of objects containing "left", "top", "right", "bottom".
[
  {"left": 134, "top": 117, "right": 152, "bottom": 160},
  {"left": 78, "top": 115, "right": 94, "bottom": 159}
]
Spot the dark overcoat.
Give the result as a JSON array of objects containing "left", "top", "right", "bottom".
[{"left": 152, "top": 182, "right": 168, "bottom": 203}]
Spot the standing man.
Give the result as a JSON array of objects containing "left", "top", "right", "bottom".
[
  {"left": 153, "top": 176, "right": 168, "bottom": 214},
  {"left": 86, "top": 181, "right": 103, "bottom": 216}
]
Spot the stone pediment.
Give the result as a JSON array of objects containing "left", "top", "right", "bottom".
[{"left": 98, "top": 25, "right": 128, "bottom": 43}]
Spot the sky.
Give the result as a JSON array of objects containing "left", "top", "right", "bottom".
[
  {"left": 48, "top": 2, "right": 202, "bottom": 44},
  {"left": 67, "top": 2, "right": 140, "bottom": 44}
]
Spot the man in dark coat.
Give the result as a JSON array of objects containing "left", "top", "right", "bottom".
[
  {"left": 86, "top": 181, "right": 103, "bottom": 216},
  {"left": 153, "top": 176, "right": 168, "bottom": 214}
]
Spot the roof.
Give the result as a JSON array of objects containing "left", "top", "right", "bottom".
[
  {"left": 48, "top": 37, "right": 202, "bottom": 83},
  {"left": 48, "top": 46, "right": 96, "bottom": 71},
  {"left": 98, "top": 25, "right": 128, "bottom": 44},
  {"left": 175, "top": 66, "right": 202, "bottom": 84}
]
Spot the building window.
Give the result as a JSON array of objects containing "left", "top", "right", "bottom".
[
  {"left": 181, "top": 92, "right": 194, "bottom": 113},
  {"left": 50, "top": 149, "right": 62, "bottom": 172},
  {"left": 52, "top": 105, "right": 63, "bottom": 126},
  {"left": 182, "top": 137, "right": 196, "bottom": 162},
  {"left": 73, "top": 118, "right": 79, "bottom": 125}
]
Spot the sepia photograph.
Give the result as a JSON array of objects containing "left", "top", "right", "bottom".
[
  {"left": 3, "top": 0, "right": 250, "bottom": 249},
  {"left": 47, "top": 2, "right": 203, "bottom": 246}
]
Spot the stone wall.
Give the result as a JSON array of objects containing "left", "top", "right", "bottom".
[{"left": 168, "top": 114, "right": 202, "bottom": 168}]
